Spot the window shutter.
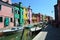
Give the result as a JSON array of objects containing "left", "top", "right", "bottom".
[{"left": 0, "top": 5, "right": 1, "bottom": 10}]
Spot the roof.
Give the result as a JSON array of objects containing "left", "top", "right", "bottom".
[
  {"left": 12, "top": 3, "right": 19, "bottom": 8},
  {"left": 0, "top": 0, "right": 13, "bottom": 8},
  {"left": 12, "top": 3, "right": 24, "bottom": 9}
]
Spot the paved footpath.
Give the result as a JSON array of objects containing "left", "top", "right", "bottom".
[{"left": 33, "top": 24, "right": 60, "bottom": 40}]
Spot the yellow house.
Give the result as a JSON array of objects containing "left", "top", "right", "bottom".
[{"left": 23, "top": 7, "right": 29, "bottom": 25}]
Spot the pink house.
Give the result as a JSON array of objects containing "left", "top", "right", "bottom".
[
  {"left": 0, "top": 0, "right": 14, "bottom": 28},
  {"left": 28, "top": 6, "right": 32, "bottom": 24}
]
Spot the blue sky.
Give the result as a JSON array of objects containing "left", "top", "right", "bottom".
[{"left": 12, "top": 0, "right": 57, "bottom": 19}]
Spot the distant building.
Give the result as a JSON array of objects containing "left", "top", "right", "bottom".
[
  {"left": 45, "top": 16, "right": 49, "bottom": 22},
  {"left": 45, "top": 16, "right": 53, "bottom": 22},
  {"left": 32, "top": 13, "right": 37, "bottom": 23},
  {"left": 42, "top": 15, "right": 46, "bottom": 22},
  {"left": 0, "top": 0, "right": 14, "bottom": 28},
  {"left": 32, "top": 13, "right": 42, "bottom": 23},
  {"left": 36, "top": 13, "right": 40, "bottom": 22},
  {"left": 40, "top": 14, "right": 43, "bottom": 22}
]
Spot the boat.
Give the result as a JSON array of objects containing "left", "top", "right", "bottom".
[{"left": 0, "top": 27, "right": 24, "bottom": 36}]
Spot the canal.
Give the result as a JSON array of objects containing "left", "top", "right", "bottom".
[
  {"left": 0, "top": 22, "right": 45, "bottom": 40},
  {"left": 0, "top": 28, "right": 42, "bottom": 40}
]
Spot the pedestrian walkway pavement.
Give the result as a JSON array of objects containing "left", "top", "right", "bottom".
[{"left": 33, "top": 24, "right": 60, "bottom": 40}]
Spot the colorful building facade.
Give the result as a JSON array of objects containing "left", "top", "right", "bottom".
[
  {"left": 12, "top": 2, "right": 24, "bottom": 26},
  {"left": 36, "top": 13, "right": 40, "bottom": 22},
  {"left": 23, "top": 7, "right": 29, "bottom": 25},
  {"left": 12, "top": 3, "right": 19, "bottom": 26},
  {"left": 32, "top": 13, "right": 40, "bottom": 23},
  {"left": 32, "top": 13, "right": 37, "bottom": 23},
  {"left": 28, "top": 6, "right": 32, "bottom": 24},
  {"left": 0, "top": 0, "right": 14, "bottom": 28}
]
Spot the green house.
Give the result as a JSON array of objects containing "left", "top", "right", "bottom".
[
  {"left": 12, "top": 4, "right": 19, "bottom": 26},
  {"left": 12, "top": 2, "right": 24, "bottom": 26}
]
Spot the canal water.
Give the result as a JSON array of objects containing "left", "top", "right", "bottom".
[
  {"left": 0, "top": 30, "right": 22, "bottom": 40},
  {"left": 0, "top": 24, "right": 42, "bottom": 40},
  {"left": 0, "top": 28, "right": 41, "bottom": 40},
  {"left": 0, "top": 29, "right": 33, "bottom": 40}
]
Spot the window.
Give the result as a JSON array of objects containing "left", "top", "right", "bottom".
[
  {"left": 26, "top": 14, "right": 27, "bottom": 17},
  {"left": 10, "top": 18, "right": 12, "bottom": 22},
  {"left": 18, "top": 10, "right": 20, "bottom": 14},
  {"left": 0, "top": 17, "right": 3, "bottom": 22},
  {"left": 12, "top": 8, "right": 13, "bottom": 13},
  {"left": 15, "top": 10, "right": 17, "bottom": 13},
  {"left": 0, "top": 5, "right": 1, "bottom": 10}
]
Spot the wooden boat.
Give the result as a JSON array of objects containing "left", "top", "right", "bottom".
[{"left": 0, "top": 27, "right": 24, "bottom": 36}]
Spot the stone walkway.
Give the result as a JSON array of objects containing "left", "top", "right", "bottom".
[{"left": 33, "top": 24, "right": 60, "bottom": 40}]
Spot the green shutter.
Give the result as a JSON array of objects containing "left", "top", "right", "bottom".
[
  {"left": 0, "top": 17, "right": 2, "bottom": 22},
  {"left": 4, "top": 17, "right": 9, "bottom": 26}
]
